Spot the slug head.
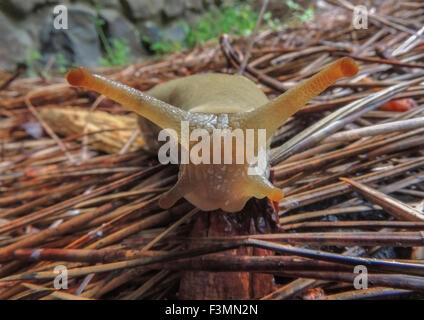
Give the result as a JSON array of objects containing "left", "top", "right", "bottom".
[{"left": 66, "top": 58, "right": 358, "bottom": 212}]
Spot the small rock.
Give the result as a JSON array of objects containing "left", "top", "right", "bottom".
[
  {"left": 163, "top": 0, "right": 185, "bottom": 18},
  {"left": 40, "top": 4, "right": 102, "bottom": 68},
  {"left": 139, "top": 20, "right": 162, "bottom": 43},
  {"left": 203, "top": 0, "right": 220, "bottom": 6},
  {"left": 0, "top": 12, "right": 36, "bottom": 72},
  {"left": 19, "top": 6, "right": 52, "bottom": 48},
  {"left": 100, "top": 8, "right": 147, "bottom": 60},
  {"left": 95, "top": 0, "right": 121, "bottom": 9},
  {"left": 185, "top": 0, "right": 204, "bottom": 11},
  {"left": 123, "top": 0, "right": 164, "bottom": 19},
  {"left": 184, "top": 9, "right": 204, "bottom": 25},
  {"left": 163, "top": 22, "right": 187, "bottom": 43},
  {"left": 2, "top": 0, "right": 46, "bottom": 16},
  {"left": 141, "top": 20, "right": 188, "bottom": 45}
]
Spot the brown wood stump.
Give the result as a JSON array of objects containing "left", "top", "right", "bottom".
[{"left": 179, "top": 197, "right": 280, "bottom": 300}]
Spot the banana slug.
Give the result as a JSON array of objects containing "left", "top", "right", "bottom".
[{"left": 66, "top": 57, "right": 358, "bottom": 212}]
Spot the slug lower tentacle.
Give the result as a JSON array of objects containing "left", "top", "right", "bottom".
[
  {"left": 66, "top": 57, "right": 359, "bottom": 212},
  {"left": 248, "top": 173, "right": 283, "bottom": 202},
  {"left": 158, "top": 166, "right": 191, "bottom": 209}
]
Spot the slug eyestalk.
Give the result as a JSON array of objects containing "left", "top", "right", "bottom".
[
  {"left": 66, "top": 67, "right": 193, "bottom": 139},
  {"left": 240, "top": 57, "right": 359, "bottom": 137}
]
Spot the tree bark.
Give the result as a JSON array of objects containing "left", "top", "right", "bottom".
[{"left": 179, "top": 197, "right": 280, "bottom": 299}]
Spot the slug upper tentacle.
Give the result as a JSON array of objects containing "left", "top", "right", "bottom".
[
  {"left": 239, "top": 57, "right": 359, "bottom": 137},
  {"left": 66, "top": 57, "right": 359, "bottom": 212},
  {"left": 66, "top": 67, "right": 193, "bottom": 138}
]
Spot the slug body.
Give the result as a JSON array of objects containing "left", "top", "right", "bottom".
[{"left": 66, "top": 58, "right": 358, "bottom": 212}]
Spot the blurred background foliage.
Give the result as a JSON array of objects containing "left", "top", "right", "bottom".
[{"left": 0, "top": 0, "right": 314, "bottom": 76}]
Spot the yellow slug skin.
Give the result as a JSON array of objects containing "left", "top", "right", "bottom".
[
  {"left": 137, "top": 73, "right": 269, "bottom": 152},
  {"left": 66, "top": 57, "right": 358, "bottom": 212}
]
